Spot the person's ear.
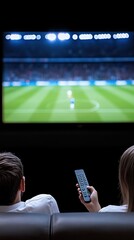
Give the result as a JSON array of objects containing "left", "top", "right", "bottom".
[{"left": 20, "top": 176, "right": 25, "bottom": 193}]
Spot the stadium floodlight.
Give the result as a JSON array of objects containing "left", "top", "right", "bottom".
[
  {"left": 58, "top": 32, "right": 70, "bottom": 41},
  {"left": 23, "top": 34, "right": 39, "bottom": 40},
  {"left": 79, "top": 33, "right": 93, "bottom": 40},
  {"left": 5, "top": 33, "right": 22, "bottom": 40},
  {"left": 113, "top": 33, "right": 129, "bottom": 39},
  {"left": 45, "top": 33, "right": 56, "bottom": 41}
]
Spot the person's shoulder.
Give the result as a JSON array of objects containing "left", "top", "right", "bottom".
[
  {"left": 23, "top": 194, "right": 59, "bottom": 213},
  {"left": 26, "top": 194, "right": 56, "bottom": 202},
  {"left": 99, "top": 204, "right": 127, "bottom": 212}
]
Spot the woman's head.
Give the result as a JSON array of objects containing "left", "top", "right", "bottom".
[
  {"left": 0, "top": 152, "right": 24, "bottom": 205},
  {"left": 119, "top": 145, "right": 134, "bottom": 212}
]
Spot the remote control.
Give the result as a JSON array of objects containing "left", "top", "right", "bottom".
[{"left": 74, "top": 169, "right": 91, "bottom": 203}]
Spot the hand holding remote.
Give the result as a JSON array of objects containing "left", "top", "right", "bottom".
[{"left": 74, "top": 169, "right": 91, "bottom": 203}]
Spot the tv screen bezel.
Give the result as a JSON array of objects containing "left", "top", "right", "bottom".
[{"left": 1, "top": 29, "right": 134, "bottom": 133}]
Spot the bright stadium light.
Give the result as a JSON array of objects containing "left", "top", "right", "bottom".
[
  {"left": 58, "top": 32, "right": 70, "bottom": 41},
  {"left": 94, "top": 33, "right": 111, "bottom": 39},
  {"left": 113, "top": 33, "right": 129, "bottom": 39},
  {"left": 5, "top": 33, "right": 22, "bottom": 40},
  {"left": 45, "top": 33, "right": 56, "bottom": 41},
  {"left": 79, "top": 33, "right": 93, "bottom": 40},
  {"left": 72, "top": 34, "right": 78, "bottom": 40},
  {"left": 23, "top": 34, "right": 40, "bottom": 40}
]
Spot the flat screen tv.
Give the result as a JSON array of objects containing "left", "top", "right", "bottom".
[{"left": 1, "top": 31, "right": 134, "bottom": 130}]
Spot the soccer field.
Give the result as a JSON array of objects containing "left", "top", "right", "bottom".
[{"left": 3, "top": 85, "right": 134, "bottom": 123}]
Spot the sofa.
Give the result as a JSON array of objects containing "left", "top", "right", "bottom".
[{"left": 0, "top": 212, "right": 134, "bottom": 240}]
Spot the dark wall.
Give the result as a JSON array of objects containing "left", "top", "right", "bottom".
[
  {"left": 0, "top": 4, "right": 134, "bottom": 212},
  {"left": 1, "top": 3, "right": 133, "bottom": 32}
]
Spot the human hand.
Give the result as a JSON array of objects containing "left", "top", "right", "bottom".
[{"left": 76, "top": 184, "right": 101, "bottom": 212}]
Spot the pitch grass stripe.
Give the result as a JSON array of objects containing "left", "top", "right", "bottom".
[
  {"left": 83, "top": 86, "right": 119, "bottom": 110},
  {"left": 114, "top": 86, "right": 134, "bottom": 106},
  {"left": 4, "top": 86, "right": 54, "bottom": 121},
  {"left": 90, "top": 86, "right": 134, "bottom": 108},
  {"left": 30, "top": 86, "right": 62, "bottom": 122},
  {"left": 5, "top": 109, "right": 134, "bottom": 113},
  {"left": 93, "top": 86, "right": 134, "bottom": 121},
  {"left": 121, "top": 85, "right": 134, "bottom": 95},
  {"left": 3, "top": 86, "right": 41, "bottom": 120},
  {"left": 82, "top": 86, "right": 134, "bottom": 121},
  {"left": 98, "top": 86, "right": 134, "bottom": 121},
  {"left": 101, "top": 86, "right": 134, "bottom": 107},
  {"left": 5, "top": 108, "right": 134, "bottom": 123},
  {"left": 3, "top": 86, "right": 37, "bottom": 105},
  {"left": 72, "top": 86, "right": 102, "bottom": 121}
]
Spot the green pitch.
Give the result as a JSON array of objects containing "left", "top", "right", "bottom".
[{"left": 3, "top": 85, "right": 134, "bottom": 123}]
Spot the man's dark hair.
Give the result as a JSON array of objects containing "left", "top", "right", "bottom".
[{"left": 0, "top": 152, "right": 24, "bottom": 205}]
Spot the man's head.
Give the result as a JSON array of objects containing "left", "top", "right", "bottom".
[{"left": 0, "top": 152, "right": 24, "bottom": 205}]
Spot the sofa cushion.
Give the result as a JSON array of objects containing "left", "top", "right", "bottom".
[
  {"left": 0, "top": 212, "right": 50, "bottom": 240},
  {"left": 51, "top": 212, "right": 134, "bottom": 240}
]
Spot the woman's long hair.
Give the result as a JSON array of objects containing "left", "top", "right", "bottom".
[{"left": 119, "top": 145, "right": 134, "bottom": 212}]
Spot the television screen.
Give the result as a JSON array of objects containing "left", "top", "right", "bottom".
[{"left": 1, "top": 31, "right": 134, "bottom": 126}]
